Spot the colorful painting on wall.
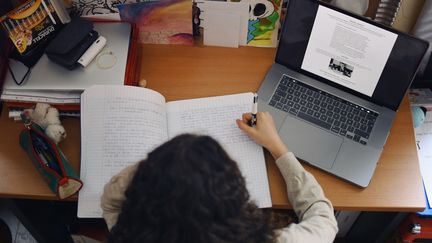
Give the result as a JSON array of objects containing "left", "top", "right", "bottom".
[
  {"left": 239, "top": 0, "right": 283, "bottom": 47},
  {"left": 117, "top": 0, "right": 193, "bottom": 45}
]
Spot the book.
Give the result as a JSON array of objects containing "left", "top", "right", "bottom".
[
  {"left": 8, "top": 107, "right": 80, "bottom": 121},
  {"left": 413, "top": 111, "right": 432, "bottom": 208},
  {"left": 78, "top": 85, "right": 271, "bottom": 218},
  {"left": 1, "top": 89, "right": 81, "bottom": 104},
  {"left": 0, "top": 0, "right": 69, "bottom": 55}
]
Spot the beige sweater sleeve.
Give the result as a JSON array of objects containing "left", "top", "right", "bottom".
[
  {"left": 100, "top": 163, "right": 139, "bottom": 230},
  {"left": 274, "top": 152, "right": 338, "bottom": 243}
]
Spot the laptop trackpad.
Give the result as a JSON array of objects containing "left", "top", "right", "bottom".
[{"left": 279, "top": 116, "right": 343, "bottom": 169}]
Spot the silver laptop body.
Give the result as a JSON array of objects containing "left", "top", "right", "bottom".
[{"left": 258, "top": 0, "right": 428, "bottom": 187}]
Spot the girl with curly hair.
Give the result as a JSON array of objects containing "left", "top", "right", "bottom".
[{"left": 101, "top": 112, "right": 338, "bottom": 243}]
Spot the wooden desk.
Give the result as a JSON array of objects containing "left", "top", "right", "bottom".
[{"left": 0, "top": 44, "right": 425, "bottom": 211}]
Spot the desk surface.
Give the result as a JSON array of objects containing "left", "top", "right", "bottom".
[{"left": 0, "top": 44, "right": 425, "bottom": 212}]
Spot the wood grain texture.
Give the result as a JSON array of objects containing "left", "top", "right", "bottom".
[{"left": 0, "top": 44, "right": 424, "bottom": 211}]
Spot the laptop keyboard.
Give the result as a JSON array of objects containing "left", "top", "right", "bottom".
[{"left": 269, "top": 75, "right": 379, "bottom": 145}]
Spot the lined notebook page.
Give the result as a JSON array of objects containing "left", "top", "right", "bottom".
[
  {"left": 167, "top": 93, "right": 272, "bottom": 208},
  {"left": 78, "top": 85, "right": 168, "bottom": 218}
]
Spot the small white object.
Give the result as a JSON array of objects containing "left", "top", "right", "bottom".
[
  {"left": 78, "top": 36, "right": 107, "bottom": 67},
  {"left": 45, "top": 124, "right": 67, "bottom": 144},
  {"left": 96, "top": 51, "right": 117, "bottom": 70}
]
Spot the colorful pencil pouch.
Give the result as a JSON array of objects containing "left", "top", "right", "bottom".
[{"left": 19, "top": 113, "right": 83, "bottom": 199}]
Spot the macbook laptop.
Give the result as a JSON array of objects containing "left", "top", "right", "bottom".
[{"left": 258, "top": 0, "right": 429, "bottom": 187}]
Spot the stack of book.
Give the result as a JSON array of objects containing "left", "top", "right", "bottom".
[{"left": 2, "top": 89, "right": 81, "bottom": 120}]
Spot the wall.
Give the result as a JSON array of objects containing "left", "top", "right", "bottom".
[{"left": 393, "top": 0, "right": 425, "bottom": 33}]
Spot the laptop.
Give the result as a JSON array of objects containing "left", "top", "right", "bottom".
[{"left": 258, "top": 0, "right": 429, "bottom": 187}]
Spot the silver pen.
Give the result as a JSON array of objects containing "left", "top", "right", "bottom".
[{"left": 250, "top": 93, "right": 258, "bottom": 126}]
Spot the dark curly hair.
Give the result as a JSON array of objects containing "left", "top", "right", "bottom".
[{"left": 108, "top": 134, "right": 275, "bottom": 243}]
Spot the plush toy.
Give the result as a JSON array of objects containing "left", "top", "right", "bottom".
[
  {"left": 24, "top": 103, "right": 67, "bottom": 144},
  {"left": 411, "top": 106, "right": 427, "bottom": 129}
]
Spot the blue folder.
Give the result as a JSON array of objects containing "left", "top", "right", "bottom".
[{"left": 417, "top": 183, "right": 432, "bottom": 217}]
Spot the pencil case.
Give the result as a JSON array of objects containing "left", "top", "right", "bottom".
[{"left": 19, "top": 113, "right": 83, "bottom": 199}]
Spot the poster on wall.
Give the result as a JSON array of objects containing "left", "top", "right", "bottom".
[
  {"left": 117, "top": 0, "right": 193, "bottom": 45},
  {"left": 235, "top": 0, "right": 284, "bottom": 47}
]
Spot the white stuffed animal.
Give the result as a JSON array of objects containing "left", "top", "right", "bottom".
[{"left": 24, "top": 103, "right": 67, "bottom": 144}]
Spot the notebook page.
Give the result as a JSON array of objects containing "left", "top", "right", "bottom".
[
  {"left": 166, "top": 93, "right": 272, "bottom": 208},
  {"left": 78, "top": 85, "right": 168, "bottom": 218}
]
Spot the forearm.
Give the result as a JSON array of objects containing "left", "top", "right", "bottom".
[
  {"left": 266, "top": 138, "right": 289, "bottom": 159},
  {"left": 275, "top": 152, "right": 338, "bottom": 241}
]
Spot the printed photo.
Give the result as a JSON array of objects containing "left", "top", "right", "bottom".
[{"left": 329, "top": 58, "right": 354, "bottom": 78}]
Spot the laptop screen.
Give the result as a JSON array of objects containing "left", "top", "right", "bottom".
[{"left": 276, "top": 0, "right": 429, "bottom": 111}]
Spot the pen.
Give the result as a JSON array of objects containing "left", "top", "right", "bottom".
[
  {"left": 249, "top": 93, "right": 258, "bottom": 126},
  {"left": 41, "top": 0, "right": 56, "bottom": 25}
]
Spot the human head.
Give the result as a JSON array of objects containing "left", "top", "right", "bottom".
[{"left": 108, "top": 134, "right": 274, "bottom": 243}]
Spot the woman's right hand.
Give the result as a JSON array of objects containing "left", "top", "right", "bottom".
[{"left": 236, "top": 112, "right": 289, "bottom": 159}]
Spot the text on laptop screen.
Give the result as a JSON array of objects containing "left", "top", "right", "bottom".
[
  {"left": 301, "top": 6, "right": 397, "bottom": 97},
  {"left": 276, "top": 0, "right": 428, "bottom": 111}
]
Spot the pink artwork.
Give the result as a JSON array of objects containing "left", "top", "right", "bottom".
[{"left": 117, "top": 0, "right": 193, "bottom": 45}]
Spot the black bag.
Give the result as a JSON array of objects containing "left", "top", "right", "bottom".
[{"left": 45, "top": 18, "right": 99, "bottom": 70}]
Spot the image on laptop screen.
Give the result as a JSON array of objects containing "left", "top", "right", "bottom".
[{"left": 301, "top": 5, "right": 397, "bottom": 97}]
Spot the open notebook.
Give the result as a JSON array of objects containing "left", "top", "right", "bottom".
[{"left": 78, "top": 85, "right": 271, "bottom": 218}]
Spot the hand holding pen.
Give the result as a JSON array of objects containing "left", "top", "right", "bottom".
[{"left": 236, "top": 110, "right": 289, "bottom": 159}]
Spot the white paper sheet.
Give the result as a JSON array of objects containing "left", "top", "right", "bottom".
[
  {"left": 198, "top": 1, "right": 249, "bottom": 45},
  {"left": 415, "top": 112, "right": 432, "bottom": 207},
  {"left": 78, "top": 85, "right": 168, "bottom": 218},
  {"left": 167, "top": 93, "right": 272, "bottom": 208},
  {"left": 203, "top": 11, "right": 240, "bottom": 48}
]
